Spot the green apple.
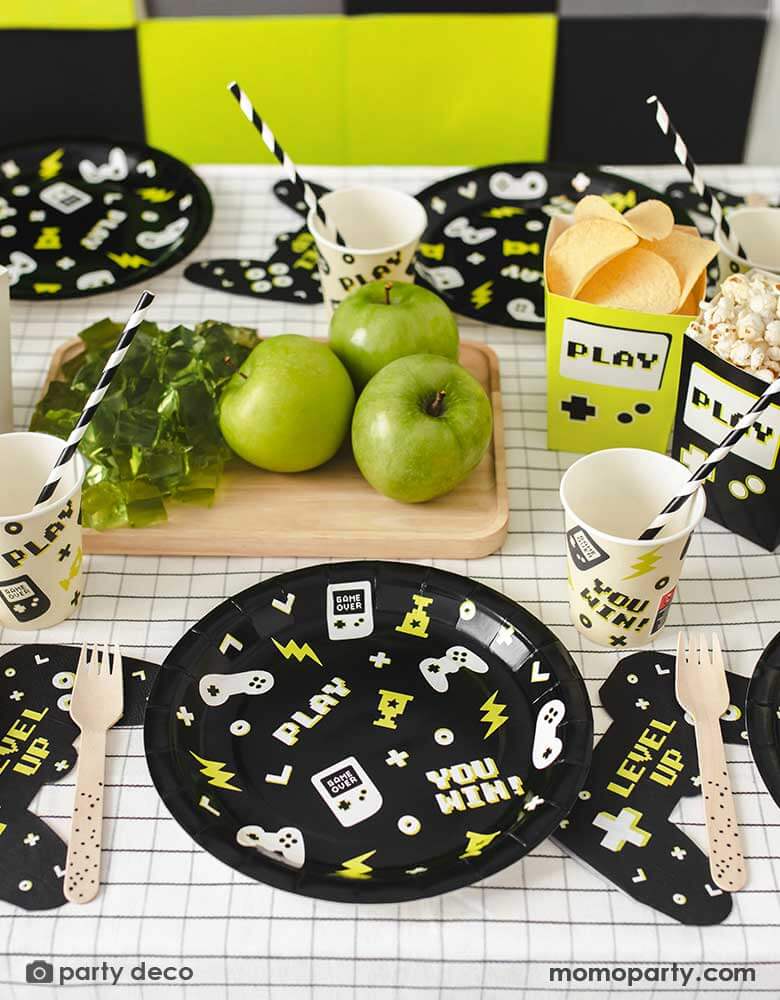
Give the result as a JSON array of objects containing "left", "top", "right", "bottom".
[
  {"left": 329, "top": 280, "right": 459, "bottom": 389},
  {"left": 219, "top": 334, "right": 355, "bottom": 472},
  {"left": 352, "top": 354, "right": 493, "bottom": 503}
]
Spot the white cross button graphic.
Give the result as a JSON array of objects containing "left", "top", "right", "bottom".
[
  {"left": 386, "top": 749, "right": 409, "bottom": 768},
  {"left": 176, "top": 706, "right": 195, "bottom": 727},
  {"left": 369, "top": 651, "right": 392, "bottom": 669},
  {"left": 593, "top": 807, "right": 651, "bottom": 852}
]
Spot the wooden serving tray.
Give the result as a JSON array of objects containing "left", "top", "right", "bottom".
[{"left": 44, "top": 338, "right": 508, "bottom": 559}]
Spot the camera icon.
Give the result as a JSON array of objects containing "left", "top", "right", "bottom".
[{"left": 26, "top": 960, "right": 54, "bottom": 984}]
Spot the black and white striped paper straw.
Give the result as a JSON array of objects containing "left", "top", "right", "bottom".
[
  {"left": 640, "top": 377, "right": 780, "bottom": 540},
  {"left": 227, "top": 81, "right": 346, "bottom": 246},
  {"left": 33, "top": 290, "right": 155, "bottom": 508},
  {"left": 646, "top": 94, "right": 745, "bottom": 258}
]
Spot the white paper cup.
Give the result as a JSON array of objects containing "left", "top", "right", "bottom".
[
  {"left": 559, "top": 448, "right": 706, "bottom": 649},
  {"left": 307, "top": 185, "right": 427, "bottom": 313},
  {"left": 0, "top": 432, "right": 86, "bottom": 631},
  {"left": 715, "top": 206, "right": 780, "bottom": 279}
]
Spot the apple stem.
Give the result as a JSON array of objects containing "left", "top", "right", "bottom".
[
  {"left": 223, "top": 355, "right": 248, "bottom": 380},
  {"left": 384, "top": 282, "right": 393, "bottom": 306},
  {"left": 426, "top": 389, "right": 447, "bottom": 417}
]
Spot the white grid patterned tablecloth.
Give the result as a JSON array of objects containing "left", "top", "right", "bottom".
[{"left": 3, "top": 164, "right": 780, "bottom": 999}]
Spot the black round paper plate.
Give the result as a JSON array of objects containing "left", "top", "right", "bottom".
[
  {"left": 0, "top": 138, "right": 212, "bottom": 299},
  {"left": 414, "top": 163, "right": 695, "bottom": 330},
  {"left": 144, "top": 561, "right": 592, "bottom": 903},
  {"left": 746, "top": 631, "right": 780, "bottom": 807}
]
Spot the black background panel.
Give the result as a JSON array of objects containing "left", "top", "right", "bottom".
[
  {"left": 0, "top": 30, "right": 145, "bottom": 148},
  {"left": 550, "top": 16, "right": 767, "bottom": 164}
]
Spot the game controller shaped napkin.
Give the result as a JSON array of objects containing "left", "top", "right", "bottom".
[
  {"left": 555, "top": 650, "right": 749, "bottom": 925},
  {"left": 0, "top": 645, "right": 158, "bottom": 910},
  {"left": 183, "top": 180, "right": 328, "bottom": 303}
]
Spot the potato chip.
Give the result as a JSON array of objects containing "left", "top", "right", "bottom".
[
  {"left": 677, "top": 289, "right": 699, "bottom": 315},
  {"left": 622, "top": 200, "right": 674, "bottom": 241},
  {"left": 640, "top": 229, "right": 717, "bottom": 309},
  {"left": 573, "top": 195, "right": 627, "bottom": 227},
  {"left": 547, "top": 219, "right": 638, "bottom": 298},
  {"left": 676, "top": 267, "right": 707, "bottom": 314},
  {"left": 578, "top": 247, "right": 681, "bottom": 314}
]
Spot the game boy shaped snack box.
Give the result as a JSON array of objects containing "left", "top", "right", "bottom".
[
  {"left": 672, "top": 269, "right": 780, "bottom": 551},
  {"left": 544, "top": 213, "right": 706, "bottom": 455}
]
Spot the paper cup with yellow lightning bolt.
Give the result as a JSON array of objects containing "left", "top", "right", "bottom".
[{"left": 559, "top": 448, "right": 706, "bottom": 648}]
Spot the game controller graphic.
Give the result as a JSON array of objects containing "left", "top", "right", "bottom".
[
  {"left": 310, "top": 756, "right": 383, "bottom": 828},
  {"left": 488, "top": 169, "right": 548, "bottom": 201},
  {"left": 199, "top": 669, "right": 274, "bottom": 707},
  {"left": 554, "top": 651, "right": 749, "bottom": 925},
  {"left": 78, "top": 146, "right": 129, "bottom": 184},
  {"left": 236, "top": 824, "right": 305, "bottom": 869},
  {"left": 419, "top": 645, "right": 489, "bottom": 693},
  {"left": 137, "top": 216, "right": 190, "bottom": 251},
  {"left": 326, "top": 580, "right": 374, "bottom": 640},
  {"left": 532, "top": 698, "right": 566, "bottom": 769},
  {"left": 0, "top": 576, "right": 51, "bottom": 623}
]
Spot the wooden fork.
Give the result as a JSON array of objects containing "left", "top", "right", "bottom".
[
  {"left": 675, "top": 632, "right": 746, "bottom": 892},
  {"left": 64, "top": 643, "right": 124, "bottom": 904}
]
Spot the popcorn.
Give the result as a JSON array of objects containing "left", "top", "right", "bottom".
[
  {"left": 765, "top": 320, "right": 780, "bottom": 345},
  {"left": 729, "top": 341, "right": 752, "bottom": 367},
  {"left": 750, "top": 346, "right": 767, "bottom": 370},
  {"left": 687, "top": 270, "right": 780, "bottom": 381}
]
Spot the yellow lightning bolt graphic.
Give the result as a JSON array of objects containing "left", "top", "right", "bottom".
[
  {"left": 482, "top": 206, "right": 525, "bottom": 219},
  {"left": 136, "top": 187, "right": 175, "bottom": 203},
  {"left": 189, "top": 751, "right": 241, "bottom": 791},
  {"left": 333, "top": 850, "right": 376, "bottom": 880},
  {"left": 39, "top": 148, "right": 64, "bottom": 180},
  {"left": 623, "top": 546, "right": 662, "bottom": 580},
  {"left": 602, "top": 189, "right": 637, "bottom": 213},
  {"left": 479, "top": 691, "right": 508, "bottom": 739},
  {"left": 272, "top": 638, "right": 322, "bottom": 666},
  {"left": 470, "top": 280, "right": 494, "bottom": 309},
  {"left": 460, "top": 830, "right": 500, "bottom": 858},
  {"left": 107, "top": 252, "right": 152, "bottom": 269},
  {"left": 58, "top": 546, "right": 82, "bottom": 591}
]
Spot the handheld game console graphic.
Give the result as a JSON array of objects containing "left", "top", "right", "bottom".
[
  {"left": 237, "top": 824, "right": 305, "bottom": 869},
  {"left": 326, "top": 580, "right": 374, "bottom": 640},
  {"left": 0, "top": 576, "right": 50, "bottom": 623},
  {"left": 199, "top": 669, "right": 274, "bottom": 707},
  {"left": 532, "top": 699, "right": 566, "bottom": 769},
  {"left": 310, "top": 755, "right": 383, "bottom": 827},
  {"left": 419, "top": 645, "right": 489, "bottom": 693}
]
